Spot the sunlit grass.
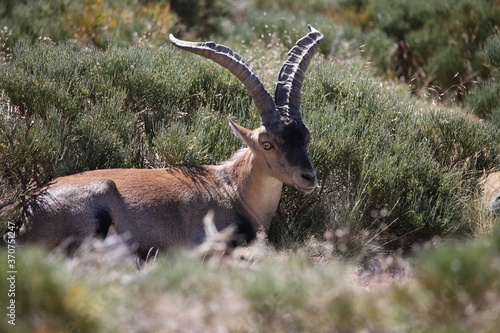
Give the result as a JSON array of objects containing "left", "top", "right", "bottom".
[{"left": 1, "top": 227, "right": 499, "bottom": 332}]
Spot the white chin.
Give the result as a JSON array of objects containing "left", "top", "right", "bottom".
[{"left": 294, "top": 184, "right": 317, "bottom": 194}]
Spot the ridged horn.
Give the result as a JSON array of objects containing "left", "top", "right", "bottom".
[
  {"left": 275, "top": 25, "right": 324, "bottom": 122},
  {"left": 169, "top": 34, "right": 279, "bottom": 126}
]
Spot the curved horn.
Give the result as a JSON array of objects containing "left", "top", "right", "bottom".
[
  {"left": 169, "top": 34, "right": 279, "bottom": 126},
  {"left": 275, "top": 25, "right": 324, "bottom": 121}
]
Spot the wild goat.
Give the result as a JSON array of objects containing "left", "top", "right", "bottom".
[{"left": 7, "top": 25, "right": 324, "bottom": 257}]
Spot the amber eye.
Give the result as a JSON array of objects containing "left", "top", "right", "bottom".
[{"left": 262, "top": 142, "right": 273, "bottom": 150}]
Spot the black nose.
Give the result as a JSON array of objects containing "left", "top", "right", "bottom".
[{"left": 301, "top": 172, "right": 317, "bottom": 184}]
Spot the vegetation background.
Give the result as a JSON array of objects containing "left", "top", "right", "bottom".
[{"left": 0, "top": 0, "right": 499, "bottom": 332}]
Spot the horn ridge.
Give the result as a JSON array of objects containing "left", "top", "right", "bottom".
[
  {"left": 169, "top": 34, "right": 279, "bottom": 126},
  {"left": 275, "top": 25, "right": 324, "bottom": 121}
]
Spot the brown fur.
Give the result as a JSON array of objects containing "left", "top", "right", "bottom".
[
  {"left": 15, "top": 123, "right": 317, "bottom": 257},
  {"left": 13, "top": 26, "right": 323, "bottom": 257},
  {"left": 482, "top": 171, "right": 500, "bottom": 214}
]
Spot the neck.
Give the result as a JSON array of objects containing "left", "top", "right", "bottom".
[{"left": 220, "top": 149, "right": 283, "bottom": 231}]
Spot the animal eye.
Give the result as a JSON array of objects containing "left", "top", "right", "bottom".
[{"left": 262, "top": 142, "right": 273, "bottom": 150}]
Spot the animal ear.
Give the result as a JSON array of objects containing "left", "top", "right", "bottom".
[{"left": 229, "top": 119, "right": 256, "bottom": 149}]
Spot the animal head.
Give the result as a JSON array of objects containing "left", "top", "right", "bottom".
[{"left": 169, "top": 25, "right": 323, "bottom": 193}]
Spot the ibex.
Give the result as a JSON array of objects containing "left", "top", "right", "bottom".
[{"left": 8, "top": 25, "right": 324, "bottom": 257}]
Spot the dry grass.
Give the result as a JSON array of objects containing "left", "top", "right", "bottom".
[
  {"left": 53, "top": 229, "right": 406, "bottom": 331},
  {"left": 2, "top": 222, "right": 500, "bottom": 333}
]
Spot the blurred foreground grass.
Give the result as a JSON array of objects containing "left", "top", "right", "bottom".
[{"left": 1, "top": 225, "right": 499, "bottom": 332}]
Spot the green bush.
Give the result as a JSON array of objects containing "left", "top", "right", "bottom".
[
  {"left": 169, "top": 0, "right": 232, "bottom": 38},
  {"left": 0, "top": 0, "right": 178, "bottom": 49},
  {"left": 227, "top": 6, "right": 346, "bottom": 58},
  {"left": 467, "top": 79, "right": 500, "bottom": 123},
  {"left": 412, "top": 225, "right": 500, "bottom": 328},
  {"left": 1, "top": 34, "right": 499, "bottom": 255},
  {"left": 0, "top": 0, "right": 72, "bottom": 44},
  {"left": 253, "top": 0, "right": 500, "bottom": 101},
  {"left": 336, "top": 0, "right": 500, "bottom": 99},
  {"left": 466, "top": 34, "right": 500, "bottom": 128},
  {"left": 0, "top": 40, "right": 250, "bottom": 192},
  {"left": 480, "top": 33, "right": 500, "bottom": 72},
  {"left": 0, "top": 248, "right": 102, "bottom": 333},
  {"left": 269, "top": 61, "right": 499, "bottom": 255}
]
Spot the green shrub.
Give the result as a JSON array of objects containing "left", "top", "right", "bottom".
[
  {"left": 269, "top": 61, "right": 499, "bottom": 255},
  {"left": 467, "top": 79, "right": 500, "bottom": 121},
  {"left": 0, "top": 40, "right": 250, "bottom": 195},
  {"left": 0, "top": 248, "right": 102, "bottom": 333},
  {"left": 336, "top": 0, "right": 500, "bottom": 99},
  {"left": 0, "top": 0, "right": 72, "bottom": 45},
  {"left": 229, "top": 8, "right": 339, "bottom": 56},
  {"left": 249, "top": 0, "right": 500, "bottom": 101},
  {"left": 412, "top": 225, "right": 500, "bottom": 328},
  {"left": 466, "top": 34, "right": 500, "bottom": 128},
  {"left": 427, "top": 46, "right": 469, "bottom": 92},
  {"left": 0, "top": 102, "right": 72, "bottom": 188},
  {"left": 480, "top": 33, "right": 500, "bottom": 72},
  {"left": 0, "top": 0, "right": 178, "bottom": 49},
  {"left": 1, "top": 35, "right": 499, "bottom": 255},
  {"left": 169, "top": 0, "right": 232, "bottom": 38}
]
